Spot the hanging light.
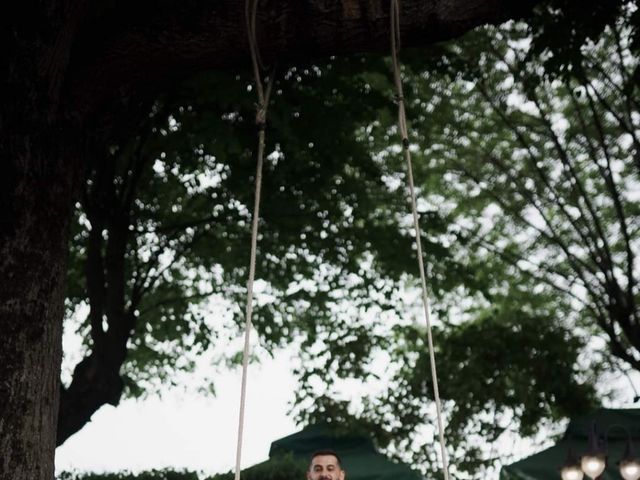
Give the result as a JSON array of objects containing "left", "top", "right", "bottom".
[
  {"left": 581, "top": 422, "right": 606, "bottom": 479},
  {"left": 561, "top": 421, "right": 640, "bottom": 480},
  {"left": 581, "top": 455, "right": 606, "bottom": 479},
  {"left": 621, "top": 461, "right": 640, "bottom": 480},
  {"left": 561, "top": 447, "right": 584, "bottom": 480},
  {"left": 620, "top": 434, "right": 640, "bottom": 480},
  {"left": 561, "top": 465, "right": 585, "bottom": 480}
]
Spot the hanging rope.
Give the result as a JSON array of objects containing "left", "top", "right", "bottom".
[
  {"left": 232, "top": 2, "right": 448, "bottom": 478},
  {"left": 234, "top": 2, "right": 275, "bottom": 480},
  {"left": 389, "top": 1, "right": 451, "bottom": 479}
]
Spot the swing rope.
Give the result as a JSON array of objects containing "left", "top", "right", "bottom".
[
  {"left": 233, "top": 2, "right": 450, "bottom": 478},
  {"left": 234, "top": 2, "right": 274, "bottom": 480},
  {"left": 390, "top": 1, "right": 451, "bottom": 478}
]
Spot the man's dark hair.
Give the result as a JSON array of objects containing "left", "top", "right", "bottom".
[{"left": 309, "top": 449, "right": 342, "bottom": 468}]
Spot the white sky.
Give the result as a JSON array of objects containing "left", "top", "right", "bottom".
[
  {"left": 54, "top": 345, "right": 640, "bottom": 479},
  {"left": 55, "top": 350, "right": 298, "bottom": 476}
]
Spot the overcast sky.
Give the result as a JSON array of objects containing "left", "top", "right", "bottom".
[{"left": 56, "top": 351, "right": 298, "bottom": 475}]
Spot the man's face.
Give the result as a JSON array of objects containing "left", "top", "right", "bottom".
[{"left": 307, "top": 455, "right": 345, "bottom": 480}]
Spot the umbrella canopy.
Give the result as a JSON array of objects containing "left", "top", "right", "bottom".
[
  {"left": 501, "top": 409, "right": 640, "bottom": 480},
  {"left": 263, "top": 424, "right": 423, "bottom": 480}
]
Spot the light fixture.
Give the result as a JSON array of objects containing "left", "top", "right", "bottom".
[
  {"left": 581, "top": 422, "right": 606, "bottom": 479},
  {"left": 562, "top": 447, "right": 584, "bottom": 480},
  {"left": 561, "top": 465, "right": 585, "bottom": 480},
  {"left": 620, "top": 433, "right": 640, "bottom": 480},
  {"left": 581, "top": 454, "right": 606, "bottom": 479},
  {"left": 621, "top": 461, "right": 640, "bottom": 480},
  {"left": 561, "top": 421, "right": 640, "bottom": 480}
]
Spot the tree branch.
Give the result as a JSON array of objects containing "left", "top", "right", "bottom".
[
  {"left": 475, "top": 50, "right": 609, "bottom": 269},
  {"left": 138, "top": 292, "right": 213, "bottom": 317},
  {"left": 464, "top": 227, "right": 602, "bottom": 316},
  {"left": 526, "top": 83, "right": 620, "bottom": 285},
  {"left": 450, "top": 159, "right": 604, "bottom": 300},
  {"left": 581, "top": 84, "right": 636, "bottom": 316},
  {"left": 65, "top": 0, "right": 540, "bottom": 120}
]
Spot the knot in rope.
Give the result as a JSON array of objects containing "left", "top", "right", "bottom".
[{"left": 255, "top": 104, "right": 267, "bottom": 129}]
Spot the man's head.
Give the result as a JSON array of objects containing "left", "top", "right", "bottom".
[{"left": 307, "top": 450, "right": 345, "bottom": 480}]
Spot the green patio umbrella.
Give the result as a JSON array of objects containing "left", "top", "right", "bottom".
[
  {"left": 501, "top": 409, "right": 640, "bottom": 480},
  {"left": 258, "top": 424, "right": 423, "bottom": 480}
]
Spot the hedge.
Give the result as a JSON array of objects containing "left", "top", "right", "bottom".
[{"left": 57, "top": 454, "right": 306, "bottom": 480}]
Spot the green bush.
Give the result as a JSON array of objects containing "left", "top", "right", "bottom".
[
  {"left": 57, "top": 454, "right": 306, "bottom": 480},
  {"left": 56, "top": 470, "right": 199, "bottom": 480}
]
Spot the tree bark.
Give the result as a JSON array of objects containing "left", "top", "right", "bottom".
[
  {"left": 0, "top": 129, "right": 81, "bottom": 479},
  {"left": 67, "top": 0, "right": 538, "bottom": 119},
  {"left": 1, "top": 2, "right": 85, "bottom": 477}
]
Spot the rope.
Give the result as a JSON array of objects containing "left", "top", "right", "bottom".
[
  {"left": 234, "top": 2, "right": 275, "bottom": 480},
  {"left": 389, "top": 1, "right": 451, "bottom": 479},
  {"left": 231, "top": 3, "right": 449, "bottom": 479}
]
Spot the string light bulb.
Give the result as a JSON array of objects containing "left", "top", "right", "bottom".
[
  {"left": 621, "top": 460, "right": 640, "bottom": 480},
  {"left": 560, "top": 422, "right": 640, "bottom": 480},
  {"left": 561, "top": 464, "right": 584, "bottom": 480},
  {"left": 620, "top": 435, "right": 640, "bottom": 480},
  {"left": 581, "top": 422, "right": 606, "bottom": 479},
  {"left": 562, "top": 447, "right": 584, "bottom": 480},
  {"left": 581, "top": 454, "right": 606, "bottom": 479}
]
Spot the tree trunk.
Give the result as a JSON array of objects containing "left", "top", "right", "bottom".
[
  {"left": 69, "top": 0, "right": 538, "bottom": 119},
  {"left": 0, "top": 128, "right": 80, "bottom": 479}
]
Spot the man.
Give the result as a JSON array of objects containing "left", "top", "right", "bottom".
[{"left": 307, "top": 450, "right": 346, "bottom": 480}]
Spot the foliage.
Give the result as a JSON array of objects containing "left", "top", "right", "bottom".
[
  {"left": 61, "top": 55, "right": 463, "bottom": 441},
  {"left": 57, "top": 455, "right": 305, "bottom": 480},
  {"left": 57, "top": 470, "right": 200, "bottom": 480},
  {"left": 60, "top": 4, "right": 639, "bottom": 479},
  {"left": 303, "top": 9, "right": 639, "bottom": 478},
  {"left": 406, "top": 18, "right": 639, "bottom": 369},
  {"left": 527, "top": 0, "right": 640, "bottom": 74},
  {"left": 289, "top": 8, "right": 639, "bottom": 478}
]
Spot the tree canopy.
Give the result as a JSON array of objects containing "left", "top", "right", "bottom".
[
  {"left": 59, "top": 6, "right": 640, "bottom": 478},
  {"left": 59, "top": 59, "right": 416, "bottom": 442},
  {"left": 3, "top": 1, "right": 640, "bottom": 479},
  {"left": 308, "top": 9, "right": 639, "bottom": 476}
]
